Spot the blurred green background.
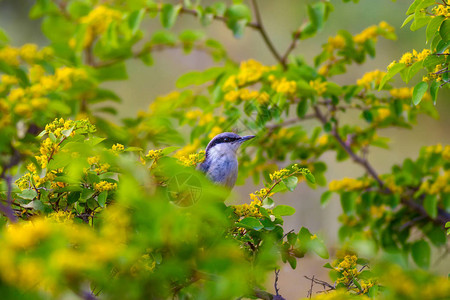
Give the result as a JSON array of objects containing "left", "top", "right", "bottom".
[{"left": 1, "top": 0, "right": 449, "bottom": 298}]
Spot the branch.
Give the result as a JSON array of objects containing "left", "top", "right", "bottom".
[
  {"left": 179, "top": 7, "right": 259, "bottom": 29},
  {"left": 313, "top": 105, "right": 450, "bottom": 227},
  {"left": 281, "top": 29, "right": 302, "bottom": 66},
  {"left": 250, "top": 0, "right": 284, "bottom": 66}
]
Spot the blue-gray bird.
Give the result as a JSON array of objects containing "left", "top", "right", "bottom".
[{"left": 198, "top": 132, "right": 255, "bottom": 189}]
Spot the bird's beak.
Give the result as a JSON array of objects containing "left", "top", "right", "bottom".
[{"left": 240, "top": 135, "right": 255, "bottom": 142}]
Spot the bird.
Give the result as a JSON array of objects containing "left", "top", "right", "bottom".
[{"left": 198, "top": 132, "right": 255, "bottom": 189}]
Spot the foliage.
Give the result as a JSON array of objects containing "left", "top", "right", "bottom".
[{"left": 0, "top": 0, "right": 449, "bottom": 299}]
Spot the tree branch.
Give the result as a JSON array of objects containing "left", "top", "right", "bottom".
[
  {"left": 313, "top": 105, "right": 450, "bottom": 227},
  {"left": 250, "top": 0, "right": 284, "bottom": 66}
]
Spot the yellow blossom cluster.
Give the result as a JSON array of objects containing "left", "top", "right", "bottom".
[
  {"left": 79, "top": 5, "right": 122, "bottom": 47},
  {"left": 2, "top": 67, "right": 87, "bottom": 119},
  {"left": 88, "top": 157, "right": 110, "bottom": 174},
  {"left": 353, "top": 21, "right": 393, "bottom": 44},
  {"left": 269, "top": 75, "right": 297, "bottom": 96},
  {"left": 0, "top": 205, "right": 129, "bottom": 293},
  {"left": 391, "top": 48, "right": 432, "bottom": 67},
  {"left": 370, "top": 205, "right": 387, "bottom": 219},
  {"left": 146, "top": 149, "right": 163, "bottom": 160},
  {"left": 325, "top": 34, "right": 346, "bottom": 53},
  {"left": 420, "top": 171, "right": 450, "bottom": 195},
  {"left": 334, "top": 255, "right": 359, "bottom": 284},
  {"left": 272, "top": 128, "right": 295, "bottom": 140},
  {"left": 317, "top": 135, "right": 329, "bottom": 146},
  {"left": 94, "top": 181, "right": 117, "bottom": 192},
  {"left": 390, "top": 87, "right": 413, "bottom": 99},
  {"left": 185, "top": 109, "right": 215, "bottom": 126},
  {"left": 177, "top": 150, "right": 205, "bottom": 167},
  {"left": 111, "top": 143, "right": 125, "bottom": 152},
  {"left": 356, "top": 70, "right": 386, "bottom": 89},
  {"left": 375, "top": 107, "right": 391, "bottom": 122},
  {"left": 329, "top": 177, "right": 370, "bottom": 192},
  {"left": 222, "top": 59, "right": 272, "bottom": 92},
  {"left": 46, "top": 211, "right": 74, "bottom": 224},
  {"left": 432, "top": 4, "right": 450, "bottom": 18},
  {"left": 309, "top": 79, "right": 327, "bottom": 96},
  {"left": 174, "top": 140, "right": 200, "bottom": 159},
  {"left": 423, "top": 62, "right": 449, "bottom": 82},
  {"left": 382, "top": 265, "right": 450, "bottom": 299},
  {"left": 224, "top": 88, "right": 270, "bottom": 104},
  {"left": 0, "top": 44, "right": 53, "bottom": 67},
  {"left": 208, "top": 126, "right": 223, "bottom": 139},
  {"left": 233, "top": 187, "right": 272, "bottom": 219},
  {"left": 424, "top": 144, "right": 450, "bottom": 160}
]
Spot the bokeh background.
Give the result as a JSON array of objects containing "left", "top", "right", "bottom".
[{"left": 1, "top": 0, "right": 449, "bottom": 298}]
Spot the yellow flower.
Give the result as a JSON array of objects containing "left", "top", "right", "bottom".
[
  {"left": 357, "top": 70, "right": 386, "bottom": 89},
  {"left": 379, "top": 21, "right": 394, "bottom": 32},
  {"left": 416, "top": 49, "right": 431, "bottom": 61},
  {"left": 326, "top": 34, "right": 346, "bottom": 52},
  {"left": 94, "top": 181, "right": 117, "bottom": 192},
  {"left": 208, "top": 126, "right": 222, "bottom": 140},
  {"left": 80, "top": 5, "right": 122, "bottom": 47},
  {"left": 13, "top": 103, "right": 32, "bottom": 117},
  {"left": 29, "top": 64, "right": 46, "bottom": 83},
  {"left": 111, "top": 143, "right": 124, "bottom": 152},
  {"left": 399, "top": 52, "right": 414, "bottom": 65},
  {"left": 0, "top": 46, "right": 20, "bottom": 66},
  {"left": 8, "top": 88, "right": 26, "bottom": 102},
  {"left": 387, "top": 60, "right": 397, "bottom": 70},
  {"left": 317, "top": 135, "right": 329, "bottom": 146},
  {"left": 390, "top": 87, "right": 413, "bottom": 99},
  {"left": 88, "top": 156, "right": 100, "bottom": 165},
  {"left": 1, "top": 74, "right": 18, "bottom": 85},
  {"left": 30, "top": 98, "right": 49, "bottom": 110},
  {"left": 353, "top": 25, "right": 378, "bottom": 44},
  {"left": 19, "top": 44, "right": 38, "bottom": 63},
  {"left": 329, "top": 177, "right": 370, "bottom": 191},
  {"left": 309, "top": 79, "right": 327, "bottom": 96},
  {"left": 272, "top": 77, "right": 297, "bottom": 95},
  {"left": 376, "top": 108, "right": 391, "bottom": 122},
  {"left": 257, "top": 91, "right": 270, "bottom": 104},
  {"left": 145, "top": 149, "right": 163, "bottom": 160}
]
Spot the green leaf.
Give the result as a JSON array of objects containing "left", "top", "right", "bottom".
[
  {"left": 379, "top": 63, "right": 406, "bottom": 90},
  {"left": 362, "top": 110, "right": 373, "bottom": 123},
  {"left": 225, "top": 4, "right": 251, "bottom": 38},
  {"left": 430, "top": 81, "right": 439, "bottom": 105},
  {"left": 308, "top": 2, "right": 326, "bottom": 32},
  {"left": 128, "top": 9, "right": 145, "bottom": 35},
  {"left": 91, "top": 62, "right": 128, "bottom": 81},
  {"left": 401, "top": 15, "right": 414, "bottom": 28},
  {"left": 0, "top": 27, "right": 9, "bottom": 46},
  {"left": 340, "top": 192, "right": 357, "bottom": 215},
  {"left": 427, "top": 16, "right": 445, "bottom": 43},
  {"left": 305, "top": 173, "right": 316, "bottom": 184},
  {"left": 160, "top": 4, "right": 182, "bottom": 29},
  {"left": 411, "top": 240, "right": 431, "bottom": 269},
  {"left": 97, "top": 191, "right": 108, "bottom": 207},
  {"left": 282, "top": 176, "right": 298, "bottom": 192},
  {"left": 439, "top": 19, "right": 450, "bottom": 42},
  {"left": 426, "top": 226, "right": 446, "bottom": 247},
  {"left": 236, "top": 217, "right": 263, "bottom": 231},
  {"left": 405, "top": 60, "right": 423, "bottom": 83},
  {"left": 176, "top": 67, "right": 224, "bottom": 88},
  {"left": 412, "top": 81, "right": 428, "bottom": 106},
  {"left": 423, "top": 194, "right": 438, "bottom": 218},
  {"left": 296, "top": 99, "right": 309, "bottom": 118},
  {"left": 320, "top": 191, "right": 333, "bottom": 207},
  {"left": 272, "top": 205, "right": 296, "bottom": 216},
  {"left": 18, "top": 189, "right": 38, "bottom": 200}
]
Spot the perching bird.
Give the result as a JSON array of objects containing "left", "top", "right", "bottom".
[{"left": 198, "top": 132, "right": 255, "bottom": 189}]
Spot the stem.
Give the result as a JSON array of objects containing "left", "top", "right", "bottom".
[{"left": 251, "top": 0, "right": 284, "bottom": 66}]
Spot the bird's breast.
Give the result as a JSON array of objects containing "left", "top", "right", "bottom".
[{"left": 200, "top": 149, "right": 238, "bottom": 188}]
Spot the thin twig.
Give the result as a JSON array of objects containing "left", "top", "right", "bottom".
[
  {"left": 281, "top": 28, "right": 303, "bottom": 65},
  {"left": 251, "top": 0, "right": 284, "bottom": 66},
  {"left": 274, "top": 269, "right": 281, "bottom": 296}
]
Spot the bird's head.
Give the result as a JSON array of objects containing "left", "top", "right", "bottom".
[{"left": 205, "top": 132, "right": 255, "bottom": 157}]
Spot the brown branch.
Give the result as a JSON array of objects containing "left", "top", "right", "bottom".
[
  {"left": 313, "top": 105, "right": 450, "bottom": 227},
  {"left": 250, "top": 0, "right": 284, "bottom": 66},
  {"left": 281, "top": 29, "right": 302, "bottom": 66},
  {"left": 179, "top": 7, "right": 259, "bottom": 29},
  {"left": 266, "top": 114, "right": 315, "bottom": 130}
]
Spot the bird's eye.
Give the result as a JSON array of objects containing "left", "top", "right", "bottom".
[{"left": 224, "top": 138, "right": 228, "bottom": 142}]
